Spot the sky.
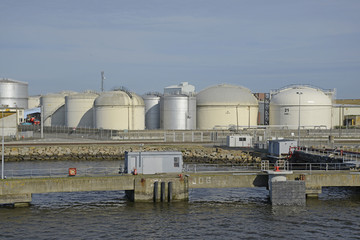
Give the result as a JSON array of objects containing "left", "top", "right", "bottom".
[{"left": 0, "top": 0, "right": 359, "bottom": 98}]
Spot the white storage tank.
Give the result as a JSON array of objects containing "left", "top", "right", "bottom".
[
  {"left": 0, "top": 78, "right": 28, "bottom": 109},
  {"left": 196, "top": 84, "right": 259, "bottom": 130},
  {"left": 94, "top": 90, "right": 145, "bottom": 130},
  {"left": 270, "top": 85, "right": 333, "bottom": 129},
  {"left": 143, "top": 93, "right": 161, "bottom": 130},
  {"left": 40, "top": 93, "right": 67, "bottom": 127},
  {"left": 28, "top": 95, "right": 41, "bottom": 109},
  {"left": 65, "top": 91, "right": 99, "bottom": 128},
  {"left": 160, "top": 94, "right": 196, "bottom": 130}
]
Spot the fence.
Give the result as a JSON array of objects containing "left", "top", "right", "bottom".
[{"left": 17, "top": 125, "right": 360, "bottom": 148}]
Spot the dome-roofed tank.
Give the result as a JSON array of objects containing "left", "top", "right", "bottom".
[
  {"left": 160, "top": 94, "right": 196, "bottom": 130},
  {"left": 270, "top": 85, "right": 333, "bottom": 129},
  {"left": 196, "top": 84, "right": 259, "bottom": 129},
  {"left": 143, "top": 93, "right": 161, "bottom": 130},
  {"left": 0, "top": 78, "right": 28, "bottom": 109},
  {"left": 65, "top": 91, "right": 99, "bottom": 128},
  {"left": 41, "top": 91, "right": 77, "bottom": 127},
  {"left": 94, "top": 90, "right": 145, "bottom": 130}
]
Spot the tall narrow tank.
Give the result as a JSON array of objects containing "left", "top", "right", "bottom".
[
  {"left": 41, "top": 91, "right": 77, "bottom": 127},
  {"left": 94, "top": 90, "right": 145, "bottom": 130},
  {"left": 196, "top": 84, "right": 259, "bottom": 129},
  {"left": 0, "top": 78, "right": 28, "bottom": 109},
  {"left": 28, "top": 95, "right": 41, "bottom": 109},
  {"left": 270, "top": 85, "right": 333, "bottom": 129},
  {"left": 65, "top": 91, "right": 99, "bottom": 128},
  {"left": 160, "top": 94, "right": 196, "bottom": 130},
  {"left": 143, "top": 93, "right": 161, "bottom": 130}
]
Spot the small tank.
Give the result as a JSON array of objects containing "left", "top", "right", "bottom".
[
  {"left": 0, "top": 78, "right": 28, "bottom": 109},
  {"left": 160, "top": 94, "right": 196, "bottom": 130},
  {"left": 143, "top": 93, "right": 161, "bottom": 130}
]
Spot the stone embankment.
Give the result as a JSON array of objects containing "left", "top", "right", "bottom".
[{"left": 2, "top": 144, "right": 262, "bottom": 164}]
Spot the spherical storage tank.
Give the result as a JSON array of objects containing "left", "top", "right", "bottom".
[
  {"left": 0, "top": 78, "right": 28, "bottom": 109},
  {"left": 196, "top": 84, "right": 259, "bottom": 129},
  {"left": 143, "top": 93, "right": 161, "bottom": 130},
  {"left": 94, "top": 90, "right": 145, "bottom": 130},
  {"left": 160, "top": 94, "right": 196, "bottom": 130},
  {"left": 270, "top": 85, "right": 333, "bottom": 129},
  {"left": 65, "top": 91, "right": 99, "bottom": 128},
  {"left": 41, "top": 91, "right": 77, "bottom": 127}
]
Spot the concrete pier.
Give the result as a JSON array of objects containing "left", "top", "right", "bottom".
[
  {"left": 1, "top": 170, "right": 360, "bottom": 206},
  {"left": 125, "top": 176, "right": 189, "bottom": 202}
]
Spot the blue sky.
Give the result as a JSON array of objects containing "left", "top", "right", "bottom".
[{"left": 1, "top": 0, "right": 359, "bottom": 98}]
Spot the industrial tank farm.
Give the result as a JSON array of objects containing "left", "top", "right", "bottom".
[
  {"left": 65, "top": 91, "right": 99, "bottom": 128},
  {"left": 269, "top": 85, "right": 333, "bottom": 129},
  {"left": 94, "top": 90, "right": 145, "bottom": 130},
  {"left": 196, "top": 84, "right": 259, "bottom": 130},
  {"left": 0, "top": 78, "right": 28, "bottom": 109}
]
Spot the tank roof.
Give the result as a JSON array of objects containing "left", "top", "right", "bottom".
[
  {"left": 0, "top": 78, "right": 28, "bottom": 85},
  {"left": 270, "top": 85, "right": 333, "bottom": 106},
  {"left": 94, "top": 91, "right": 144, "bottom": 106},
  {"left": 196, "top": 84, "right": 258, "bottom": 106}
]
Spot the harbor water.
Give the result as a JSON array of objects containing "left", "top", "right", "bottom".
[{"left": 1, "top": 160, "right": 360, "bottom": 239}]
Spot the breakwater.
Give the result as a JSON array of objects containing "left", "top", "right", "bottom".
[{"left": 2, "top": 144, "right": 262, "bottom": 164}]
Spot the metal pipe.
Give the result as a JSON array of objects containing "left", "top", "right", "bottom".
[{"left": 296, "top": 91, "right": 303, "bottom": 147}]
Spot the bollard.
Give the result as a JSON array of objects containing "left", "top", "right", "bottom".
[
  {"left": 153, "top": 181, "right": 159, "bottom": 202},
  {"left": 161, "top": 182, "right": 166, "bottom": 202},
  {"left": 168, "top": 182, "right": 173, "bottom": 202}
]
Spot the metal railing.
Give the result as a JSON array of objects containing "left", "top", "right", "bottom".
[
  {"left": 261, "top": 160, "right": 353, "bottom": 172},
  {"left": 2, "top": 161, "right": 357, "bottom": 179},
  {"left": 3, "top": 167, "right": 120, "bottom": 179},
  {"left": 184, "top": 163, "right": 261, "bottom": 173}
]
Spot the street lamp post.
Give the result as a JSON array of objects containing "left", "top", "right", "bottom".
[
  {"left": 296, "top": 92, "right": 303, "bottom": 147},
  {"left": 2, "top": 104, "right": 9, "bottom": 179}
]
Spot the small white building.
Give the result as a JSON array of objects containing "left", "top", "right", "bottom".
[
  {"left": 123, "top": 151, "right": 183, "bottom": 174},
  {"left": 164, "top": 82, "right": 195, "bottom": 95},
  {"left": 268, "top": 139, "right": 298, "bottom": 157},
  {"left": 227, "top": 135, "right": 253, "bottom": 147}
]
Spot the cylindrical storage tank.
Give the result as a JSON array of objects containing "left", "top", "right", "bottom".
[
  {"left": 94, "top": 91, "right": 145, "bottom": 130},
  {"left": 40, "top": 92, "right": 76, "bottom": 127},
  {"left": 28, "top": 95, "right": 41, "bottom": 109},
  {"left": 0, "top": 78, "right": 28, "bottom": 109},
  {"left": 196, "top": 84, "right": 259, "bottom": 129},
  {"left": 65, "top": 91, "right": 99, "bottom": 128},
  {"left": 143, "top": 93, "right": 161, "bottom": 130},
  {"left": 270, "top": 86, "right": 333, "bottom": 129},
  {"left": 160, "top": 94, "right": 196, "bottom": 130}
]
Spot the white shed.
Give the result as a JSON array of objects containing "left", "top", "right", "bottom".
[
  {"left": 123, "top": 151, "right": 183, "bottom": 174},
  {"left": 227, "top": 135, "right": 253, "bottom": 147},
  {"left": 268, "top": 139, "right": 298, "bottom": 157}
]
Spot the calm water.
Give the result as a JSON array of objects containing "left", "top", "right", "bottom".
[{"left": 1, "top": 161, "right": 360, "bottom": 239}]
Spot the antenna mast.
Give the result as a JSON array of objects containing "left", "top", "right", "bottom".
[{"left": 101, "top": 71, "right": 105, "bottom": 92}]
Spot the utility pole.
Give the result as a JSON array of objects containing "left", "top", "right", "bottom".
[
  {"left": 101, "top": 71, "right": 105, "bottom": 92},
  {"left": 2, "top": 104, "right": 9, "bottom": 179}
]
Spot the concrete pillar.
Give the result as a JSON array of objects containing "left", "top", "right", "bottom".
[
  {"left": 306, "top": 186, "right": 322, "bottom": 198},
  {"left": 267, "top": 170, "right": 306, "bottom": 206},
  {"left": 128, "top": 177, "right": 188, "bottom": 202},
  {"left": 0, "top": 193, "right": 32, "bottom": 207}
]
